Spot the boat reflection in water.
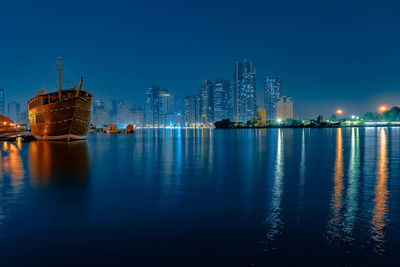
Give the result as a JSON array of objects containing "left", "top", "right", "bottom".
[
  {"left": 28, "top": 141, "right": 89, "bottom": 187},
  {"left": 0, "top": 139, "right": 25, "bottom": 193}
]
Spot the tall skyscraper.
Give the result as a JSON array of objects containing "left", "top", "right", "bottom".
[
  {"left": 213, "top": 78, "right": 231, "bottom": 122},
  {"left": 200, "top": 80, "right": 214, "bottom": 124},
  {"left": 158, "top": 89, "right": 175, "bottom": 126},
  {"left": 111, "top": 99, "right": 129, "bottom": 125},
  {"left": 18, "top": 110, "right": 28, "bottom": 125},
  {"left": 145, "top": 85, "right": 160, "bottom": 126},
  {"left": 7, "top": 101, "right": 20, "bottom": 122},
  {"left": 264, "top": 77, "right": 282, "bottom": 121},
  {"left": 184, "top": 95, "right": 197, "bottom": 126},
  {"left": 276, "top": 96, "right": 293, "bottom": 121},
  {"left": 92, "top": 100, "right": 110, "bottom": 126},
  {"left": 233, "top": 59, "right": 256, "bottom": 122},
  {"left": 0, "top": 88, "right": 4, "bottom": 116},
  {"left": 129, "top": 105, "right": 145, "bottom": 126}
]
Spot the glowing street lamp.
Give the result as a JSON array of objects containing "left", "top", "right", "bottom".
[
  {"left": 378, "top": 105, "right": 389, "bottom": 113},
  {"left": 351, "top": 115, "right": 355, "bottom": 119},
  {"left": 336, "top": 109, "right": 344, "bottom": 115}
]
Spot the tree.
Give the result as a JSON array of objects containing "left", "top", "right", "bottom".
[
  {"left": 363, "top": 112, "right": 380, "bottom": 122},
  {"left": 383, "top": 106, "right": 400, "bottom": 122},
  {"left": 214, "top": 119, "right": 231, "bottom": 129}
]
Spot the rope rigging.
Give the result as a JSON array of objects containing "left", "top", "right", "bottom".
[{"left": 39, "top": 58, "right": 79, "bottom": 93}]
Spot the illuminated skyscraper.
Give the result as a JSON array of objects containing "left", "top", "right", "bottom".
[
  {"left": 184, "top": 95, "right": 197, "bottom": 126},
  {"left": 158, "top": 89, "right": 175, "bottom": 126},
  {"left": 92, "top": 100, "right": 110, "bottom": 126},
  {"left": 213, "top": 78, "right": 231, "bottom": 122},
  {"left": 0, "top": 88, "right": 4, "bottom": 115},
  {"left": 264, "top": 77, "right": 282, "bottom": 121},
  {"left": 200, "top": 80, "right": 214, "bottom": 124},
  {"left": 233, "top": 59, "right": 256, "bottom": 122},
  {"left": 276, "top": 96, "right": 293, "bottom": 121},
  {"left": 145, "top": 85, "right": 160, "bottom": 126},
  {"left": 7, "top": 101, "right": 20, "bottom": 123},
  {"left": 129, "top": 105, "right": 145, "bottom": 126}
]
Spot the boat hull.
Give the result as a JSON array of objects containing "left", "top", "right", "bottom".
[{"left": 28, "top": 96, "right": 91, "bottom": 141}]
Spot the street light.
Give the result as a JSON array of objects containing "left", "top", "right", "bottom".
[
  {"left": 336, "top": 109, "right": 344, "bottom": 115},
  {"left": 378, "top": 105, "right": 389, "bottom": 113},
  {"left": 351, "top": 115, "right": 355, "bottom": 119}
]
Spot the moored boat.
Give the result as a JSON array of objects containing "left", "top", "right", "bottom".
[
  {"left": 104, "top": 125, "right": 119, "bottom": 134},
  {"left": 124, "top": 124, "right": 135, "bottom": 133},
  {"left": 28, "top": 57, "right": 92, "bottom": 141}
]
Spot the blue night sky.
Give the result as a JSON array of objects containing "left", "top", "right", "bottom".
[{"left": 1, "top": 0, "right": 399, "bottom": 118}]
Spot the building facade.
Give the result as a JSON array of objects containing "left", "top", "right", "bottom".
[
  {"left": 213, "top": 78, "right": 231, "bottom": 122},
  {"left": 158, "top": 89, "right": 175, "bottom": 126},
  {"left": 276, "top": 96, "right": 293, "bottom": 121},
  {"left": 264, "top": 77, "right": 282, "bottom": 121},
  {"left": 184, "top": 95, "right": 197, "bottom": 126},
  {"left": 92, "top": 100, "right": 110, "bottom": 126},
  {"left": 233, "top": 60, "right": 256, "bottom": 122},
  {"left": 144, "top": 85, "right": 160, "bottom": 126},
  {"left": 7, "top": 101, "right": 20, "bottom": 123},
  {"left": 0, "top": 88, "right": 4, "bottom": 116}
]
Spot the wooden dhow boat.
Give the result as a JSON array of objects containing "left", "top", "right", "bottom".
[{"left": 28, "top": 57, "right": 92, "bottom": 141}]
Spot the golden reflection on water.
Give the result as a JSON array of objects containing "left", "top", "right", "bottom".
[
  {"left": 371, "top": 128, "right": 388, "bottom": 251},
  {"left": 28, "top": 141, "right": 89, "bottom": 186},
  {"left": 327, "top": 128, "right": 344, "bottom": 240},
  {"left": 0, "top": 142, "right": 25, "bottom": 191}
]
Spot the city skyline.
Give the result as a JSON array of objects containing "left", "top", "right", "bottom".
[{"left": 1, "top": 0, "right": 400, "bottom": 118}]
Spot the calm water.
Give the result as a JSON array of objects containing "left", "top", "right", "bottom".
[{"left": 0, "top": 128, "right": 399, "bottom": 265}]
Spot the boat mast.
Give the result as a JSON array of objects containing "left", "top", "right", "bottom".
[{"left": 58, "top": 56, "right": 62, "bottom": 100}]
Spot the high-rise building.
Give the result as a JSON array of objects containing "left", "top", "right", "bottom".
[
  {"left": 200, "top": 80, "right": 214, "bottom": 124},
  {"left": 7, "top": 101, "right": 20, "bottom": 122},
  {"left": 213, "top": 78, "right": 231, "bottom": 122},
  {"left": 111, "top": 99, "right": 129, "bottom": 125},
  {"left": 264, "top": 77, "right": 282, "bottom": 121},
  {"left": 145, "top": 85, "right": 160, "bottom": 126},
  {"left": 184, "top": 95, "right": 198, "bottom": 126},
  {"left": 0, "top": 88, "right": 4, "bottom": 115},
  {"left": 128, "top": 105, "right": 145, "bottom": 126},
  {"left": 233, "top": 59, "right": 256, "bottom": 122},
  {"left": 276, "top": 96, "right": 293, "bottom": 121},
  {"left": 18, "top": 110, "right": 28, "bottom": 125},
  {"left": 158, "top": 89, "right": 175, "bottom": 126},
  {"left": 195, "top": 92, "right": 202, "bottom": 125},
  {"left": 92, "top": 100, "right": 110, "bottom": 126}
]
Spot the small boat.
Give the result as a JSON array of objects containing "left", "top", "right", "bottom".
[
  {"left": 124, "top": 125, "right": 135, "bottom": 133},
  {"left": 28, "top": 57, "right": 92, "bottom": 141},
  {"left": 104, "top": 125, "right": 119, "bottom": 134},
  {"left": 88, "top": 124, "right": 99, "bottom": 133}
]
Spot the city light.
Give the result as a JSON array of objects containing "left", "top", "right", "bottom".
[
  {"left": 351, "top": 115, "right": 355, "bottom": 119},
  {"left": 378, "top": 105, "right": 389, "bottom": 113},
  {"left": 336, "top": 109, "right": 344, "bottom": 115}
]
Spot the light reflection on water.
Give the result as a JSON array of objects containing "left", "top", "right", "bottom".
[
  {"left": 326, "top": 128, "right": 344, "bottom": 241},
  {"left": 371, "top": 128, "right": 389, "bottom": 254},
  {"left": 265, "top": 129, "right": 284, "bottom": 242},
  {"left": 0, "top": 128, "right": 398, "bottom": 265},
  {"left": 343, "top": 128, "right": 360, "bottom": 242}
]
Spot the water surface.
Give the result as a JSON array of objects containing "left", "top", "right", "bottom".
[{"left": 0, "top": 128, "right": 399, "bottom": 265}]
